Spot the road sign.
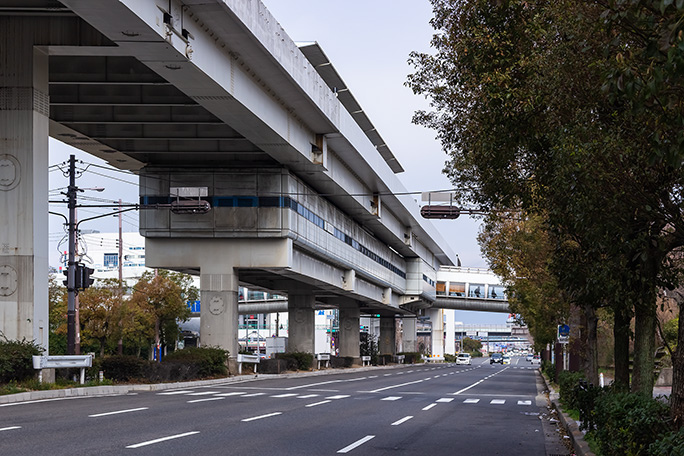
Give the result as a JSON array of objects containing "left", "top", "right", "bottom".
[{"left": 557, "top": 324, "right": 570, "bottom": 344}]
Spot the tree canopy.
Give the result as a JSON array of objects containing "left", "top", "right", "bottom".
[{"left": 408, "top": 0, "right": 684, "bottom": 403}]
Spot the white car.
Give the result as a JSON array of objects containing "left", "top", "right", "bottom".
[{"left": 456, "top": 353, "right": 472, "bottom": 365}]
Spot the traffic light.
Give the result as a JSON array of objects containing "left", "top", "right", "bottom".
[
  {"left": 75, "top": 264, "right": 95, "bottom": 290},
  {"left": 62, "top": 269, "right": 68, "bottom": 287}
]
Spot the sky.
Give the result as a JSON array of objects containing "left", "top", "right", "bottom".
[{"left": 48, "top": 0, "right": 506, "bottom": 324}]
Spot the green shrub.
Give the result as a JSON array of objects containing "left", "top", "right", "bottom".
[
  {"left": 470, "top": 351, "right": 483, "bottom": 357},
  {"left": 0, "top": 337, "right": 42, "bottom": 383},
  {"left": 397, "top": 352, "right": 422, "bottom": 364},
  {"left": 648, "top": 427, "right": 684, "bottom": 456},
  {"left": 330, "top": 356, "right": 354, "bottom": 368},
  {"left": 557, "top": 371, "right": 584, "bottom": 410},
  {"left": 164, "top": 346, "right": 228, "bottom": 377},
  {"left": 541, "top": 360, "right": 556, "bottom": 382},
  {"left": 444, "top": 354, "right": 457, "bottom": 363},
  {"left": 591, "top": 390, "right": 671, "bottom": 456},
  {"left": 101, "top": 355, "right": 148, "bottom": 382},
  {"left": 275, "top": 352, "right": 313, "bottom": 370}
]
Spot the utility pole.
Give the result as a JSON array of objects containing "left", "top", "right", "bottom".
[
  {"left": 117, "top": 199, "right": 123, "bottom": 355},
  {"left": 66, "top": 155, "right": 77, "bottom": 355}
]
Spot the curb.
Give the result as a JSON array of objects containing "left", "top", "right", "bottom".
[
  {"left": 0, "top": 362, "right": 409, "bottom": 405},
  {"left": 540, "top": 372, "right": 594, "bottom": 456}
]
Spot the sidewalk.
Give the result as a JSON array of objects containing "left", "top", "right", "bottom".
[{"left": 540, "top": 372, "right": 594, "bottom": 456}]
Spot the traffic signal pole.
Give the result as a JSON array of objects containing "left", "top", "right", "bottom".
[{"left": 66, "top": 155, "right": 77, "bottom": 355}]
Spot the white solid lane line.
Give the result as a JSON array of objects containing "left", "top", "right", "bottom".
[
  {"left": 305, "top": 400, "right": 331, "bottom": 408},
  {"left": 187, "top": 397, "right": 225, "bottom": 404},
  {"left": 0, "top": 426, "right": 21, "bottom": 432},
  {"left": 391, "top": 416, "right": 413, "bottom": 426},
  {"left": 337, "top": 435, "right": 375, "bottom": 454},
  {"left": 422, "top": 403, "right": 437, "bottom": 411},
  {"left": 89, "top": 407, "right": 149, "bottom": 417},
  {"left": 452, "top": 380, "right": 484, "bottom": 395},
  {"left": 368, "top": 380, "right": 423, "bottom": 393},
  {"left": 126, "top": 431, "right": 200, "bottom": 449},
  {"left": 241, "top": 412, "right": 282, "bottom": 422}
]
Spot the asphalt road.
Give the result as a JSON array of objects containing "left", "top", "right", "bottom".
[{"left": 0, "top": 357, "right": 563, "bottom": 455}]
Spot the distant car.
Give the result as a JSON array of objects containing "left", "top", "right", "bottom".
[
  {"left": 456, "top": 353, "right": 472, "bottom": 365},
  {"left": 526, "top": 354, "right": 534, "bottom": 362},
  {"left": 502, "top": 355, "right": 511, "bottom": 365},
  {"left": 490, "top": 353, "right": 503, "bottom": 364},
  {"left": 531, "top": 355, "right": 541, "bottom": 365}
]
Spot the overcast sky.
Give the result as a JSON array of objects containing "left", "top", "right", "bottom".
[{"left": 48, "top": 0, "right": 505, "bottom": 324}]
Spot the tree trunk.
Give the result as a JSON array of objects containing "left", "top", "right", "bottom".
[
  {"left": 613, "top": 306, "right": 631, "bottom": 391},
  {"left": 670, "top": 294, "right": 684, "bottom": 428},
  {"left": 632, "top": 300, "right": 656, "bottom": 396},
  {"left": 582, "top": 304, "right": 599, "bottom": 386}
]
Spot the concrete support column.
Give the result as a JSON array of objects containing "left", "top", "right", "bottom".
[
  {"left": 444, "top": 309, "right": 456, "bottom": 355},
  {"left": 338, "top": 304, "right": 360, "bottom": 361},
  {"left": 200, "top": 272, "right": 239, "bottom": 373},
  {"left": 288, "top": 292, "right": 315, "bottom": 354},
  {"left": 379, "top": 317, "right": 396, "bottom": 356},
  {"left": 0, "top": 21, "right": 49, "bottom": 351},
  {"left": 401, "top": 317, "right": 417, "bottom": 353},
  {"left": 428, "top": 308, "right": 444, "bottom": 358}
]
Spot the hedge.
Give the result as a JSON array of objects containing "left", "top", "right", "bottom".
[
  {"left": 0, "top": 338, "right": 42, "bottom": 383},
  {"left": 274, "top": 352, "right": 313, "bottom": 371}
]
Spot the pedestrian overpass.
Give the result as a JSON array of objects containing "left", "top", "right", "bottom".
[{"left": 0, "top": 0, "right": 508, "bottom": 369}]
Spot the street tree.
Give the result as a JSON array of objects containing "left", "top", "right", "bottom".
[
  {"left": 78, "top": 279, "right": 125, "bottom": 356},
  {"left": 128, "top": 270, "right": 196, "bottom": 356},
  {"left": 407, "top": 0, "right": 683, "bottom": 395}
]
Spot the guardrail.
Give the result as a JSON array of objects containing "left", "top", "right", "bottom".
[
  {"left": 316, "top": 353, "right": 330, "bottom": 369},
  {"left": 237, "top": 354, "right": 260, "bottom": 374},
  {"left": 32, "top": 355, "right": 93, "bottom": 384}
]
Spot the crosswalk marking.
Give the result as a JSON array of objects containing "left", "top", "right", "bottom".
[
  {"left": 436, "top": 398, "right": 454, "bottom": 403},
  {"left": 187, "top": 391, "right": 221, "bottom": 396},
  {"left": 518, "top": 400, "right": 532, "bottom": 406},
  {"left": 464, "top": 399, "right": 480, "bottom": 404},
  {"left": 297, "top": 394, "right": 319, "bottom": 399},
  {"left": 241, "top": 393, "right": 266, "bottom": 397},
  {"left": 490, "top": 399, "right": 506, "bottom": 405},
  {"left": 326, "top": 395, "right": 350, "bottom": 400},
  {"left": 381, "top": 396, "right": 402, "bottom": 401},
  {"left": 271, "top": 393, "right": 298, "bottom": 398},
  {"left": 157, "top": 390, "right": 194, "bottom": 395},
  {"left": 214, "top": 392, "right": 246, "bottom": 397}
]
